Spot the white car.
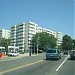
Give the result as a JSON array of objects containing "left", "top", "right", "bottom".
[{"left": 8, "top": 52, "right": 19, "bottom": 56}]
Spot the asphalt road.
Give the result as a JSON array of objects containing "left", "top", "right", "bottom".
[{"left": 0, "top": 53, "right": 75, "bottom": 75}]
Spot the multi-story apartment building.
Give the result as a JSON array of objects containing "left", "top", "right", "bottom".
[
  {"left": 56, "top": 32, "right": 62, "bottom": 46},
  {"left": 42, "top": 28, "right": 62, "bottom": 45},
  {"left": 11, "top": 25, "right": 16, "bottom": 46},
  {"left": 0, "top": 29, "right": 10, "bottom": 41},
  {"left": 11, "top": 23, "right": 25, "bottom": 53},
  {"left": 42, "top": 28, "right": 56, "bottom": 38},
  {"left": 11, "top": 22, "right": 42, "bottom": 53},
  {"left": 11, "top": 21, "right": 62, "bottom": 53}
]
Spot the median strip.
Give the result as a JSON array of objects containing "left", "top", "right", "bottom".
[
  {"left": 56, "top": 55, "right": 69, "bottom": 71},
  {"left": 0, "top": 60, "right": 44, "bottom": 74}
]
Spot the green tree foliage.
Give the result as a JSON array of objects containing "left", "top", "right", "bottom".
[
  {"left": 62, "top": 35, "right": 73, "bottom": 50},
  {"left": 32, "top": 32, "right": 57, "bottom": 51},
  {"left": 58, "top": 45, "right": 62, "bottom": 50},
  {"left": 0, "top": 38, "right": 11, "bottom": 50}
]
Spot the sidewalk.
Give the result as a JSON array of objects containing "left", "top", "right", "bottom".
[
  {"left": 8, "top": 53, "right": 29, "bottom": 58},
  {"left": 0, "top": 53, "right": 29, "bottom": 62},
  {"left": 0, "top": 53, "right": 42, "bottom": 62}
]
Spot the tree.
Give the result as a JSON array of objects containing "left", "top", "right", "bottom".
[
  {"left": 58, "top": 44, "right": 62, "bottom": 50},
  {"left": 32, "top": 32, "right": 57, "bottom": 51},
  {"left": 0, "top": 38, "right": 11, "bottom": 51},
  {"left": 62, "top": 35, "right": 73, "bottom": 51}
]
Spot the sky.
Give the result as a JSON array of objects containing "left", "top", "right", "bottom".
[{"left": 0, "top": 0, "right": 74, "bottom": 39}]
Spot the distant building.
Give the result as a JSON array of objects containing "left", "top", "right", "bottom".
[
  {"left": 0, "top": 29, "right": 10, "bottom": 42},
  {"left": 56, "top": 32, "right": 62, "bottom": 46},
  {"left": 42, "top": 28, "right": 56, "bottom": 38},
  {"left": 42, "top": 28, "right": 62, "bottom": 46},
  {"left": 11, "top": 21, "right": 62, "bottom": 53}
]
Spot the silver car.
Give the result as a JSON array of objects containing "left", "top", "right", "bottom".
[{"left": 46, "top": 49, "right": 61, "bottom": 60}]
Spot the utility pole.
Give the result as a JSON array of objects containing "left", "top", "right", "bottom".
[
  {"left": 37, "top": 43, "right": 38, "bottom": 54},
  {"left": 34, "top": 42, "right": 35, "bottom": 54},
  {"left": 37, "top": 34, "right": 40, "bottom": 55},
  {"left": 29, "top": 45, "right": 31, "bottom": 56}
]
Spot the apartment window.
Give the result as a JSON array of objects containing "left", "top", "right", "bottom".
[
  {"left": 19, "top": 47, "right": 23, "bottom": 49},
  {"left": 16, "top": 40, "right": 23, "bottom": 42},
  {"left": 29, "top": 30, "right": 35, "bottom": 33},
  {"left": 18, "top": 44, "right": 23, "bottom": 45},
  {"left": 18, "top": 37, "right": 24, "bottom": 39},
  {"left": 28, "top": 23, "right": 35, "bottom": 26},
  {"left": 11, "top": 27, "right": 15, "bottom": 29},
  {"left": 29, "top": 26, "right": 35, "bottom": 29}
]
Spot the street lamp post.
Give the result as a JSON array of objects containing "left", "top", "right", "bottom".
[
  {"left": 29, "top": 45, "right": 31, "bottom": 56},
  {"left": 37, "top": 43, "right": 38, "bottom": 55},
  {"left": 37, "top": 34, "right": 40, "bottom": 55},
  {"left": 34, "top": 42, "right": 35, "bottom": 54}
]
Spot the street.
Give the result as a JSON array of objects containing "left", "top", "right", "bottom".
[{"left": 0, "top": 53, "right": 75, "bottom": 75}]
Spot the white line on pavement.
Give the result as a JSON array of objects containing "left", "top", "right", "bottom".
[{"left": 56, "top": 55, "right": 70, "bottom": 72}]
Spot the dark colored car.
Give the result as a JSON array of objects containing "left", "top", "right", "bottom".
[
  {"left": 46, "top": 49, "right": 61, "bottom": 60},
  {"left": 70, "top": 50, "right": 75, "bottom": 59},
  {"left": 63, "top": 50, "right": 68, "bottom": 54}
]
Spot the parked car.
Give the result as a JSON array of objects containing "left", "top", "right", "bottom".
[
  {"left": 46, "top": 49, "right": 61, "bottom": 60},
  {"left": 63, "top": 50, "right": 68, "bottom": 54},
  {"left": 70, "top": 50, "right": 75, "bottom": 59},
  {"left": 0, "top": 50, "right": 6, "bottom": 55},
  {"left": 38, "top": 50, "right": 43, "bottom": 53},
  {"left": 7, "top": 52, "right": 19, "bottom": 56}
]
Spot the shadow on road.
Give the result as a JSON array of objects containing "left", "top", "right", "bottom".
[{"left": 68, "top": 58, "right": 75, "bottom": 61}]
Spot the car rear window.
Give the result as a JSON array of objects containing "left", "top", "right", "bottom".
[
  {"left": 72, "top": 51, "right": 75, "bottom": 53},
  {"left": 47, "top": 50, "right": 56, "bottom": 53}
]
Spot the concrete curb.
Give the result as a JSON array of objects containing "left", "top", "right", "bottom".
[{"left": 0, "top": 53, "right": 44, "bottom": 62}]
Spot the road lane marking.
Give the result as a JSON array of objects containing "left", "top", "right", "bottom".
[
  {"left": 56, "top": 55, "right": 70, "bottom": 71},
  {"left": 0, "top": 60, "right": 44, "bottom": 74}
]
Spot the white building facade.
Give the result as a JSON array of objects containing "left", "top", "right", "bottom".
[
  {"left": 56, "top": 32, "right": 62, "bottom": 46},
  {"left": 11, "top": 22, "right": 41, "bottom": 53},
  {"left": 0, "top": 29, "right": 10, "bottom": 41},
  {"left": 11, "top": 21, "right": 62, "bottom": 53}
]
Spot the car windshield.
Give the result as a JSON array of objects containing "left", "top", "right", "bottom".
[
  {"left": 47, "top": 50, "right": 56, "bottom": 53},
  {"left": 11, "top": 52, "right": 16, "bottom": 53}
]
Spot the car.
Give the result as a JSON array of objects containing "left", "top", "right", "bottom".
[
  {"left": 70, "top": 50, "right": 75, "bottom": 59},
  {"left": 63, "top": 50, "right": 68, "bottom": 54},
  {"left": 46, "top": 49, "right": 61, "bottom": 60},
  {"left": 0, "top": 50, "right": 6, "bottom": 55},
  {"left": 38, "top": 50, "right": 43, "bottom": 53},
  {"left": 7, "top": 52, "right": 19, "bottom": 56}
]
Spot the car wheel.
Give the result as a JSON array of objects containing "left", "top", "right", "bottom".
[
  {"left": 60, "top": 57, "right": 61, "bottom": 59},
  {"left": 57, "top": 57, "right": 59, "bottom": 60},
  {"left": 46, "top": 57, "right": 48, "bottom": 60}
]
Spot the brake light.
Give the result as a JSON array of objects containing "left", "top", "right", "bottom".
[{"left": 56, "top": 54, "right": 58, "bottom": 56}]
